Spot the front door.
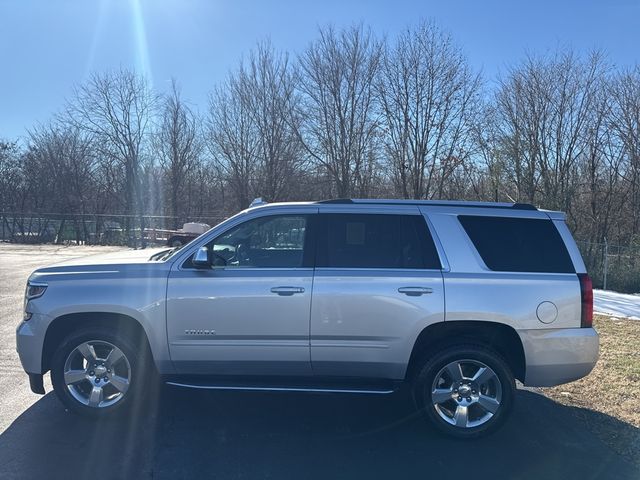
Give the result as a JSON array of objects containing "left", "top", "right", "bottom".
[{"left": 167, "top": 211, "right": 316, "bottom": 375}]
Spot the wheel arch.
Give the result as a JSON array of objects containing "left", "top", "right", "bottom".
[
  {"left": 42, "top": 312, "right": 156, "bottom": 374},
  {"left": 406, "top": 320, "right": 526, "bottom": 383}
]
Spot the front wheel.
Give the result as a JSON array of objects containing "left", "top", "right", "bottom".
[
  {"left": 412, "top": 344, "right": 515, "bottom": 438},
  {"left": 51, "top": 327, "right": 144, "bottom": 417}
]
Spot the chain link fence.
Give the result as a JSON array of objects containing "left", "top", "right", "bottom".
[
  {"left": 576, "top": 239, "right": 640, "bottom": 293},
  {"left": 0, "top": 212, "right": 226, "bottom": 247}
]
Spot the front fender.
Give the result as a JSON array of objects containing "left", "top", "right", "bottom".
[{"left": 23, "top": 265, "right": 174, "bottom": 374}]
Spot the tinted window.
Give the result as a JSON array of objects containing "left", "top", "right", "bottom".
[
  {"left": 458, "top": 215, "right": 574, "bottom": 273},
  {"left": 318, "top": 214, "right": 441, "bottom": 269},
  {"left": 208, "top": 215, "right": 308, "bottom": 268}
]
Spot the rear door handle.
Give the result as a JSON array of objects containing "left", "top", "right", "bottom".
[
  {"left": 270, "top": 286, "right": 305, "bottom": 296},
  {"left": 398, "top": 287, "right": 433, "bottom": 296}
]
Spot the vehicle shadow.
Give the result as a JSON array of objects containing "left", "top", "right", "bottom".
[{"left": 0, "top": 386, "right": 637, "bottom": 480}]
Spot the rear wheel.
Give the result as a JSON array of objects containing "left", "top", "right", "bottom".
[
  {"left": 168, "top": 236, "right": 183, "bottom": 248},
  {"left": 51, "top": 327, "right": 144, "bottom": 417},
  {"left": 412, "top": 344, "right": 515, "bottom": 438}
]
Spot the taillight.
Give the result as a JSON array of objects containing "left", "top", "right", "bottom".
[{"left": 578, "top": 273, "right": 593, "bottom": 328}]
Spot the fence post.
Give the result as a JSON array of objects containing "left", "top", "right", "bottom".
[{"left": 603, "top": 237, "right": 609, "bottom": 291}]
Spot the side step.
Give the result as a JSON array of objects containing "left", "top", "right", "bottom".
[{"left": 164, "top": 376, "right": 400, "bottom": 395}]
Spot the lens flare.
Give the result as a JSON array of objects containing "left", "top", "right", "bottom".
[{"left": 130, "top": 0, "right": 153, "bottom": 85}]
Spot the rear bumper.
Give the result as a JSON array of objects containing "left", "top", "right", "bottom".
[{"left": 520, "top": 327, "right": 599, "bottom": 387}]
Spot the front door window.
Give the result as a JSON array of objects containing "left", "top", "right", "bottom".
[{"left": 210, "top": 215, "right": 307, "bottom": 268}]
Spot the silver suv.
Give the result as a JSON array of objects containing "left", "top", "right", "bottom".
[{"left": 16, "top": 199, "right": 599, "bottom": 437}]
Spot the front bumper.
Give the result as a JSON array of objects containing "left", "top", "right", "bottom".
[
  {"left": 16, "top": 313, "right": 48, "bottom": 376},
  {"left": 520, "top": 327, "right": 599, "bottom": 387},
  {"left": 28, "top": 373, "right": 45, "bottom": 394}
]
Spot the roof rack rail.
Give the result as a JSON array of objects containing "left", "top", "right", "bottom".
[
  {"left": 316, "top": 198, "right": 354, "bottom": 204},
  {"left": 315, "top": 198, "right": 537, "bottom": 211}
]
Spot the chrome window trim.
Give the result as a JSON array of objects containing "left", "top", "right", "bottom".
[
  {"left": 313, "top": 267, "right": 443, "bottom": 274},
  {"left": 182, "top": 267, "right": 315, "bottom": 273}
]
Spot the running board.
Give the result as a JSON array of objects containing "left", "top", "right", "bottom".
[{"left": 164, "top": 376, "right": 399, "bottom": 395}]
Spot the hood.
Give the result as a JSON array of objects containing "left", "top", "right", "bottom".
[
  {"left": 28, "top": 247, "right": 173, "bottom": 283},
  {"left": 27, "top": 247, "right": 174, "bottom": 288},
  {"left": 46, "top": 247, "right": 171, "bottom": 268}
]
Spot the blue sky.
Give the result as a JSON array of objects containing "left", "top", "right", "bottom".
[{"left": 1, "top": 0, "right": 638, "bottom": 140}]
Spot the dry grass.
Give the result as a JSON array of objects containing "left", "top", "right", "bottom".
[{"left": 543, "top": 315, "right": 640, "bottom": 464}]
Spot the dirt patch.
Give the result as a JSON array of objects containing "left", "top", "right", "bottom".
[{"left": 543, "top": 315, "right": 640, "bottom": 465}]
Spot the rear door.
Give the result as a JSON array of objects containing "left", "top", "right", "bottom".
[{"left": 310, "top": 207, "right": 445, "bottom": 379}]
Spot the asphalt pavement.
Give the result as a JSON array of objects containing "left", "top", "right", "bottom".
[{"left": 0, "top": 244, "right": 638, "bottom": 479}]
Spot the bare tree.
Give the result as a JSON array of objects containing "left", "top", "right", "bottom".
[
  {"left": 206, "top": 74, "right": 260, "bottom": 210},
  {"left": 472, "top": 103, "right": 509, "bottom": 202},
  {"left": 25, "top": 124, "right": 97, "bottom": 242},
  {"left": 609, "top": 66, "right": 640, "bottom": 235},
  {"left": 494, "top": 50, "right": 607, "bottom": 209},
  {"left": 0, "top": 141, "right": 23, "bottom": 212},
  {"left": 244, "top": 41, "right": 305, "bottom": 201},
  {"left": 155, "top": 79, "right": 202, "bottom": 228},
  {"left": 63, "top": 69, "right": 158, "bottom": 244},
  {"left": 206, "top": 42, "right": 304, "bottom": 208},
  {"left": 377, "top": 21, "right": 481, "bottom": 199},
  {"left": 570, "top": 74, "right": 628, "bottom": 247},
  {"left": 3, "top": 22, "right": 640, "bottom": 291},
  {"left": 297, "top": 25, "right": 382, "bottom": 197}
]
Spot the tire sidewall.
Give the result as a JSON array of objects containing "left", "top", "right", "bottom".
[
  {"left": 413, "top": 345, "right": 515, "bottom": 438},
  {"left": 51, "top": 327, "right": 143, "bottom": 417}
]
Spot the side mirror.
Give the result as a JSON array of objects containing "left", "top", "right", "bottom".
[{"left": 192, "top": 246, "right": 211, "bottom": 268}]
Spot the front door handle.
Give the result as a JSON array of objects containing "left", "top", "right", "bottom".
[
  {"left": 398, "top": 287, "right": 433, "bottom": 296},
  {"left": 270, "top": 286, "right": 305, "bottom": 296}
]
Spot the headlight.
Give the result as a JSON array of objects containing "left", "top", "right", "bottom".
[
  {"left": 24, "top": 281, "right": 47, "bottom": 321},
  {"left": 26, "top": 282, "right": 48, "bottom": 300}
]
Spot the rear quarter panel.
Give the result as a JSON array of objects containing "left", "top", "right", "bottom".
[{"left": 423, "top": 207, "right": 582, "bottom": 331}]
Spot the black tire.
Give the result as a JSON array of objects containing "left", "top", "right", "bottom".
[
  {"left": 50, "top": 327, "right": 146, "bottom": 417},
  {"left": 167, "top": 236, "right": 183, "bottom": 247},
  {"left": 412, "top": 344, "right": 515, "bottom": 439}
]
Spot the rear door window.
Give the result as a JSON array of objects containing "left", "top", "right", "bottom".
[
  {"left": 317, "top": 214, "right": 441, "bottom": 269},
  {"left": 458, "top": 215, "right": 574, "bottom": 273}
]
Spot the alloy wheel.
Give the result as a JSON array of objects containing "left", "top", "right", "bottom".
[
  {"left": 430, "top": 359, "right": 502, "bottom": 428},
  {"left": 63, "top": 340, "right": 131, "bottom": 408}
]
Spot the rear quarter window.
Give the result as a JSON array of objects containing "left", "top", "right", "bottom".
[{"left": 458, "top": 215, "right": 575, "bottom": 273}]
